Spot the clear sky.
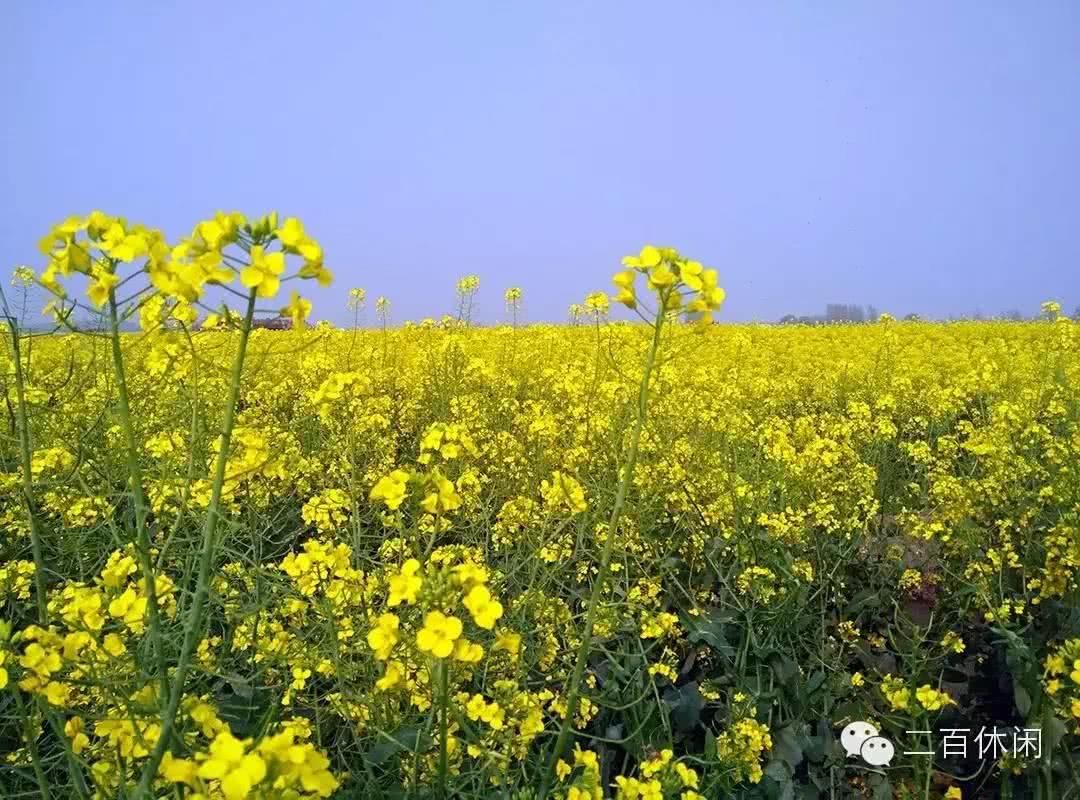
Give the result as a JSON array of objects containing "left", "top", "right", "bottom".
[{"left": 3, "top": 2, "right": 1078, "bottom": 323}]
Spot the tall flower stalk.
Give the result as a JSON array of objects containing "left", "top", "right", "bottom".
[
  {"left": 23, "top": 210, "right": 330, "bottom": 798},
  {"left": 136, "top": 288, "right": 257, "bottom": 793},
  {"left": 1, "top": 305, "right": 49, "bottom": 625},
  {"left": 346, "top": 286, "right": 366, "bottom": 365},
  {"left": 436, "top": 659, "right": 451, "bottom": 798},
  {"left": 106, "top": 290, "right": 171, "bottom": 699},
  {"left": 504, "top": 286, "right": 522, "bottom": 329},
  {"left": 541, "top": 300, "right": 666, "bottom": 795},
  {"left": 3, "top": 289, "right": 93, "bottom": 799},
  {"left": 455, "top": 274, "right": 480, "bottom": 326},
  {"left": 541, "top": 245, "right": 725, "bottom": 794}
]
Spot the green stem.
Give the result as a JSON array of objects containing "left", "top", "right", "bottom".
[
  {"left": 6, "top": 320, "right": 50, "bottom": 624},
  {"left": 921, "top": 717, "right": 932, "bottom": 800},
  {"left": 540, "top": 305, "right": 666, "bottom": 796},
  {"left": 6, "top": 301, "right": 89, "bottom": 797},
  {"left": 16, "top": 693, "right": 50, "bottom": 800},
  {"left": 107, "top": 293, "right": 171, "bottom": 701},
  {"left": 1040, "top": 704, "right": 1053, "bottom": 800},
  {"left": 136, "top": 289, "right": 257, "bottom": 795},
  {"left": 437, "top": 659, "right": 450, "bottom": 798},
  {"left": 41, "top": 702, "right": 90, "bottom": 798}
]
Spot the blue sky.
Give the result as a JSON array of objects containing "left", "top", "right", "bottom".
[{"left": 3, "top": 2, "right": 1078, "bottom": 323}]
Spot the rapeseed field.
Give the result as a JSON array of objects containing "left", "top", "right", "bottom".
[{"left": 1, "top": 213, "right": 1077, "bottom": 799}]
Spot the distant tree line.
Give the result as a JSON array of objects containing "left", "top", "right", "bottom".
[
  {"left": 778, "top": 303, "right": 1079, "bottom": 325},
  {"left": 779, "top": 303, "right": 883, "bottom": 325}
]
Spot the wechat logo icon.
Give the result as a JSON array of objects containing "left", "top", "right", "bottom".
[{"left": 842, "top": 722, "right": 896, "bottom": 767}]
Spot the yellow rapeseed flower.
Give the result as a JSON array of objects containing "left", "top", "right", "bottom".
[
  {"left": 281, "top": 291, "right": 312, "bottom": 328},
  {"left": 196, "top": 731, "right": 267, "bottom": 800},
  {"left": 463, "top": 585, "right": 503, "bottom": 629},
  {"left": 366, "top": 613, "right": 400, "bottom": 660},
  {"left": 388, "top": 559, "right": 422, "bottom": 606},
  {"left": 370, "top": 469, "right": 410, "bottom": 510},
  {"left": 416, "top": 611, "right": 463, "bottom": 659},
  {"left": 240, "top": 245, "right": 285, "bottom": 298}
]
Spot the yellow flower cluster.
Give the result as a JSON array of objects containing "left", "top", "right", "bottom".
[
  {"left": 540, "top": 471, "right": 589, "bottom": 515},
  {"left": 914, "top": 684, "right": 956, "bottom": 712},
  {"left": 554, "top": 745, "right": 604, "bottom": 800},
  {"left": 419, "top": 422, "right": 479, "bottom": 465},
  {"left": 614, "top": 748, "right": 702, "bottom": 800},
  {"left": 735, "top": 565, "right": 782, "bottom": 604},
  {"left": 716, "top": 717, "right": 773, "bottom": 784},
  {"left": 366, "top": 556, "right": 504, "bottom": 668},
  {"left": 613, "top": 245, "right": 726, "bottom": 322},
  {"left": 159, "top": 720, "right": 338, "bottom": 799},
  {"left": 0, "top": 560, "right": 36, "bottom": 601},
  {"left": 33, "top": 211, "right": 327, "bottom": 318},
  {"left": 878, "top": 675, "right": 955, "bottom": 714},
  {"left": 881, "top": 674, "right": 913, "bottom": 711},
  {"left": 301, "top": 488, "right": 351, "bottom": 533},
  {"left": 3, "top": 220, "right": 1078, "bottom": 798},
  {"left": 1044, "top": 639, "right": 1080, "bottom": 731}
]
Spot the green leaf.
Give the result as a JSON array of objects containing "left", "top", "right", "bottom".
[
  {"left": 1013, "top": 682, "right": 1032, "bottom": 717},
  {"left": 687, "top": 612, "right": 737, "bottom": 658},
  {"left": 224, "top": 672, "right": 253, "bottom": 699},
  {"left": 846, "top": 588, "right": 880, "bottom": 614},
  {"left": 805, "top": 670, "right": 827, "bottom": 699},
  {"left": 704, "top": 728, "right": 717, "bottom": 760},
  {"left": 664, "top": 682, "right": 705, "bottom": 733},
  {"left": 214, "top": 681, "right": 272, "bottom": 739},
  {"left": 773, "top": 725, "right": 805, "bottom": 768},
  {"left": 1044, "top": 715, "right": 1068, "bottom": 753},
  {"left": 768, "top": 652, "right": 798, "bottom": 683},
  {"left": 870, "top": 773, "right": 893, "bottom": 800},
  {"left": 365, "top": 726, "right": 427, "bottom": 766},
  {"left": 764, "top": 759, "right": 794, "bottom": 800}
]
